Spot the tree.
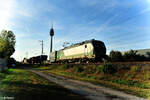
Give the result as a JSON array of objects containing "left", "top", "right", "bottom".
[
  {"left": 109, "top": 50, "right": 123, "bottom": 62},
  {"left": 123, "top": 50, "right": 147, "bottom": 61},
  {"left": 0, "top": 30, "right": 16, "bottom": 59},
  {"left": 123, "top": 50, "right": 138, "bottom": 61}
]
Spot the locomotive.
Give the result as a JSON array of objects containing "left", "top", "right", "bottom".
[{"left": 50, "top": 39, "right": 106, "bottom": 63}]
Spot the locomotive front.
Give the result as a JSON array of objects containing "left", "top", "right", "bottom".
[{"left": 92, "top": 40, "right": 106, "bottom": 61}]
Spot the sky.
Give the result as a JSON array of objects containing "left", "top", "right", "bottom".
[{"left": 0, "top": 0, "right": 150, "bottom": 61}]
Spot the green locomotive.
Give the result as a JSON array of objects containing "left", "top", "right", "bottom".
[{"left": 50, "top": 39, "right": 106, "bottom": 63}]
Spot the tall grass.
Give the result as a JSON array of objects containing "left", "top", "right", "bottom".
[
  {"left": 100, "top": 63, "right": 117, "bottom": 74},
  {"left": 38, "top": 63, "right": 150, "bottom": 98},
  {"left": 75, "top": 65, "right": 84, "bottom": 72}
]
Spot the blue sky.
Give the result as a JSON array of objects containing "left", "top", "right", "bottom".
[{"left": 1, "top": 0, "right": 150, "bottom": 61}]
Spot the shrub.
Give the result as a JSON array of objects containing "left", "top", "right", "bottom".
[
  {"left": 130, "top": 66, "right": 140, "bottom": 72},
  {"left": 83, "top": 65, "right": 97, "bottom": 74},
  {"left": 109, "top": 49, "right": 148, "bottom": 62},
  {"left": 103, "top": 55, "right": 110, "bottom": 62},
  {"left": 75, "top": 65, "right": 84, "bottom": 72},
  {"left": 61, "top": 64, "right": 74, "bottom": 70},
  {"left": 101, "top": 63, "right": 117, "bottom": 74},
  {"left": 0, "top": 67, "right": 8, "bottom": 73},
  {"left": 123, "top": 50, "right": 146, "bottom": 61},
  {"left": 141, "top": 66, "right": 150, "bottom": 73},
  {"left": 109, "top": 50, "right": 123, "bottom": 62},
  {"left": 96, "top": 65, "right": 102, "bottom": 73},
  {"left": 8, "top": 57, "right": 16, "bottom": 68}
]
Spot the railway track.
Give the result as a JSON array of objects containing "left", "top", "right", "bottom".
[
  {"left": 47, "top": 61, "right": 150, "bottom": 65},
  {"left": 24, "top": 61, "right": 150, "bottom": 66}
]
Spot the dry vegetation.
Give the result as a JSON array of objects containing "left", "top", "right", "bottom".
[{"left": 35, "top": 63, "right": 150, "bottom": 99}]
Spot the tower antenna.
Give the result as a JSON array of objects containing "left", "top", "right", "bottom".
[{"left": 51, "top": 21, "right": 53, "bottom": 28}]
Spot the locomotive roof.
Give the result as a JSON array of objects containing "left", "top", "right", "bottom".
[{"left": 63, "top": 39, "right": 104, "bottom": 50}]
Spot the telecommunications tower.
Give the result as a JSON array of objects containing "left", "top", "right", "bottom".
[{"left": 49, "top": 23, "right": 54, "bottom": 60}]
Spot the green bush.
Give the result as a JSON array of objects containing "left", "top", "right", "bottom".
[
  {"left": 0, "top": 66, "right": 8, "bottom": 73},
  {"left": 75, "top": 65, "right": 84, "bottom": 72},
  {"left": 130, "top": 66, "right": 140, "bottom": 72},
  {"left": 96, "top": 65, "right": 102, "bottom": 73},
  {"left": 109, "top": 50, "right": 123, "bottom": 62},
  {"left": 123, "top": 50, "right": 147, "bottom": 61},
  {"left": 8, "top": 57, "right": 16, "bottom": 68},
  {"left": 101, "top": 63, "right": 117, "bottom": 74},
  {"left": 62, "top": 64, "right": 74, "bottom": 70},
  {"left": 83, "top": 65, "right": 97, "bottom": 74}
]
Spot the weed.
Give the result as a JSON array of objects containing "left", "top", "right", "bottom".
[
  {"left": 77, "top": 73, "right": 86, "bottom": 77},
  {"left": 0, "top": 67, "right": 8, "bottom": 73},
  {"left": 101, "top": 63, "right": 117, "bottom": 74},
  {"left": 96, "top": 65, "right": 102, "bottom": 73},
  {"left": 130, "top": 66, "right": 140, "bottom": 72},
  {"left": 141, "top": 66, "right": 150, "bottom": 73},
  {"left": 87, "top": 76, "right": 97, "bottom": 79},
  {"left": 75, "top": 65, "right": 84, "bottom": 73},
  {"left": 62, "top": 64, "right": 74, "bottom": 70},
  {"left": 83, "top": 65, "right": 97, "bottom": 74}
]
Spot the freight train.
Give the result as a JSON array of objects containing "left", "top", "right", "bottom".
[
  {"left": 50, "top": 39, "right": 106, "bottom": 63},
  {"left": 24, "top": 55, "right": 47, "bottom": 64}
]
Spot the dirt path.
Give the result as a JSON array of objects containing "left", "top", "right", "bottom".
[{"left": 27, "top": 69, "right": 147, "bottom": 100}]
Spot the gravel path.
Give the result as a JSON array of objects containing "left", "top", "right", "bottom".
[{"left": 27, "top": 69, "right": 147, "bottom": 100}]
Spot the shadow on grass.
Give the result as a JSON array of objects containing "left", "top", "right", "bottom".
[{"left": 1, "top": 79, "right": 88, "bottom": 100}]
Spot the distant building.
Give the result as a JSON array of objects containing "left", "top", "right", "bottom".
[{"left": 136, "top": 49, "right": 150, "bottom": 57}]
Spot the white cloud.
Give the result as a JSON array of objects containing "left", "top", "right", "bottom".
[
  {"left": 94, "top": 14, "right": 119, "bottom": 34},
  {"left": 12, "top": 2, "right": 35, "bottom": 19},
  {"left": 79, "top": 0, "right": 119, "bottom": 10},
  {"left": 0, "top": 0, "right": 16, "bottom": 31},
  {"left": 16, "top": 9, "right": 33, "bottom": 18},
  {"left": 139, "top": 7, "right": 150, "bottom": 14}
]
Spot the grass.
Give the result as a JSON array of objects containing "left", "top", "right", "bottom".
[
  {"left": 0, "top": 68, "right": 88, "bottom": 100},
  {"left": 34, "top": 64, "right": 150, "bottom": 99}
]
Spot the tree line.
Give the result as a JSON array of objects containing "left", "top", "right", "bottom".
[{"left": 107, "top": 50, "right": 149, "bottom": 62}]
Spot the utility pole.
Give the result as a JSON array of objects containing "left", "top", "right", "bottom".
[
  {"left": 39, "top": 40, "right": 44, "bottom": 64},
  {"left": 49, "top": 23, "right": 54, "bottom": 60},
  {"left": 39, "top": 40, "right": 44, "bottom": 55}
]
